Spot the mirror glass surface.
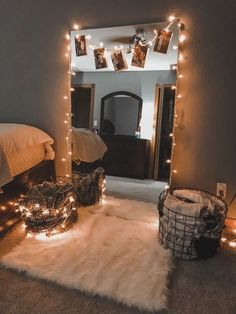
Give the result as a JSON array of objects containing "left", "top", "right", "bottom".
[
  {"left": 70, "top": 21, "right": 179, "bottom": 181},
  {"left": 100, "top": 92, "right": 142, "bottom": 136}
]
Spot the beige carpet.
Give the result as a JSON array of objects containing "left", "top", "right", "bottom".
[
  {"left": 0, "top": 196, "right": 172, "bottom": 312},
  {"left": 105, "top": 176, "right": 166, "bottom": 203}
]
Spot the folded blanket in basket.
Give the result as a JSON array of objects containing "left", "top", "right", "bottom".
[
  {"left": 160, "top": 190, "right": 226, "bottom": 259},
  {"left": 164, "top": 193, "right": 207, "bottom": 217}
]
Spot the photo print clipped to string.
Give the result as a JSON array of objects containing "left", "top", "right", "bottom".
[
  {"left": 75, "top": 34, "right": 87, "bottom": 56},
  {"left": 70, "top": 21, "right": 179, "bottom": 73},
  {"left": 111, "top": 50, "right": 128, "bottom": 72},
  {"left": 154, "top": 29, "right": 173, "bottom": 54},
  {"left": 131, "top": 44, "right": 149, "bottom": 68},
  {"left": 94, "top": 48, "right": 108, "bottom": 70}
]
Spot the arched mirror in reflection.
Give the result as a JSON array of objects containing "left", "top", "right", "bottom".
[{"left": 100, "top": 91, "right": 142, "bottom": 137}]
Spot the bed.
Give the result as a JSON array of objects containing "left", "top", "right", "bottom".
[
  {"left": 0, "top": 123, "right": 55, "bottom": 190},
  {"left": 0, "top": 123, "right": 55, "bottom": 235},
  {"left": 72, "top": 127, "right": 107, "bottom": 173}
]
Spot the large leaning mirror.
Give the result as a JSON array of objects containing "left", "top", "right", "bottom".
[{"left": 70, "top": 21, "right": 179, "bottom": 181}]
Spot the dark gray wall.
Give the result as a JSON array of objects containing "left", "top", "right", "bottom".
[{"left": 0, "top": 1, "right": 235, "bottom": 205}]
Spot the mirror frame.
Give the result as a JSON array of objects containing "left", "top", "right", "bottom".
[{"left": 100, "top": 91, "right": 143, "bottom": 136}]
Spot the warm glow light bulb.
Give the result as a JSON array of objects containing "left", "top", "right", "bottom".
[
  {"left": 179, "top": 53, "right": 183, "bottom": 61},
  {"left": 229, "top": 241, "right": 236, "bottom": 248},
  {"left": 172, "top": 169, "right": 178, "bottom": 174},
  {"left": 65, "top": 33, "right": 70, "bottom": 40},
  {"left": 73, "top": 24, "right": 79, "bottom": 30},
  {"left": 179, "top": 34, "right": 186, "bottom": 43},
  {"left": 168, "top": 15, "right": 176, "bottom": 22},
  {"left": 99, "top": 42, "right": 104, "bottom": 47},
  {"left": 69, "top": 196, "right": 75, "bottom": 203},
  {"left": 166, "top": 159, "right": 171, "bottom": 163},
  {"left": 171, "top": 65, "right": 177, "bottom": 70}
]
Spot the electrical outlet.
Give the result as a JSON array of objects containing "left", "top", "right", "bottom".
[
  {"left": 216, "top": 183, "right": 227, "bottom": 200},
  {"left": 93, "top": 120, "right": 98, "bottom": 127}
]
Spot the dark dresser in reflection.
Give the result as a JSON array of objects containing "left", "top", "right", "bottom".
[{"left": 100, "top": 134, "right": 150, "bottom": 179}]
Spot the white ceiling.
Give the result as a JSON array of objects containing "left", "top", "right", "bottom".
[{"left": 70, "top": 22, "right": 179, "bottom": 72}]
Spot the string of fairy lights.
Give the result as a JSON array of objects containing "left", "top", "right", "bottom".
[
  {"left": 65, "top": 15, "right": 185, "bottom": 183},
  {"left": 166, "top": 16, "right": 186, "bottom": 189},
  {"left": 64, "top": 16, "right": 198, "bottom": 194},
  {"left": 63, "top": 16, "right": 236, "bottom": 248},
  {"left": 1, "top": 14, "right": 234, "bottom": 245}
]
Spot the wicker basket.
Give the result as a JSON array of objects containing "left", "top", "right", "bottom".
[
  {"left": 72, "top": 167, "right": 105, "bottom": 206},
  {"left": 158, "top": 187, "right": 228, "bottom": 260},
  {"left": 19, "top": 181, "right": 78, "bottom": 236}
]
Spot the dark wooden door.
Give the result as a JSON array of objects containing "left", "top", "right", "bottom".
[
  {"left": 157, "top": 87, "right": 175, "bottom": 181},
  {"left": 71, "top": 86, "right": 94, "bottom": 129}
]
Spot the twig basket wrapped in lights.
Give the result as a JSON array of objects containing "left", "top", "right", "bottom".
[
  {"left": 19, "top": 181, "right": 78, "bottom": 236},
  {"left": 158, "top": 188, "right": 228, "bottom": 260},
  {"left": 72, "top": 167, "right": 105, "bottom": 206}
]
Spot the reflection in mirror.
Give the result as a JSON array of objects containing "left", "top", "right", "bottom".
[
  {"left": 155, "top": 86, "right": 176, "bottom": 181},
  {"left": 70, "top": 21, "right": 179, "bottom": 182},
  {"left": 71, "top": 84, "right": 94, "bottom": 129},
  {"left": 100, "top": 92, "right": 142, "bottom": 136}
]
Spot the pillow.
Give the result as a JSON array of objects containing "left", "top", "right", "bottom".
[{"left": 0, "top": 123, "right": 54, "bottom": 155}]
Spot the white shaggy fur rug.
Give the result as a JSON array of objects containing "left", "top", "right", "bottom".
[{"left": 1, "top": 197, "right": 172, "bottom": 311}]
